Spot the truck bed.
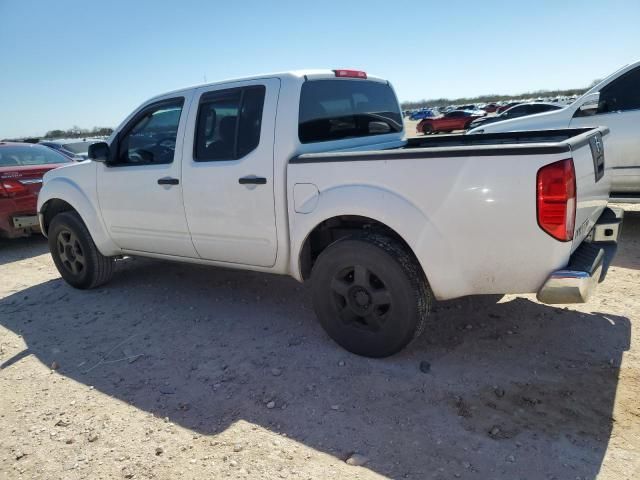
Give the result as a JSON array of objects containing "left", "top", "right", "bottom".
[{"left": 288, "top": 127, "right": 611, "bottom": 300}]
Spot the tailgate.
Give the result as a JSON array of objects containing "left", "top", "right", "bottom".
[{"left": 571, "top": 129, "right": 611, "bottom": 251}]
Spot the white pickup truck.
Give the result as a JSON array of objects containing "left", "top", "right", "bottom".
[
  {"left": 38, "top": 69, "right": 623, "bottom": 357},
  {"left": 468, "top": 60, "right": 640, "bottom": 202}
]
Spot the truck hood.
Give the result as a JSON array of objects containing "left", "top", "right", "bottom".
[
  {"left": 42, "top": 159, "right": 94, "bottom": 183},
  {"left": 467, "top": 107, "right": 571, "bottom": 134}
]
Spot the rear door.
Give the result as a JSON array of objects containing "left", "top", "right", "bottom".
[
  {"left": 181, "top": 78, "right": 280, "bottom": 267},
  {"left": 447, "top": 111, "right": 465, "bottom": 130}
]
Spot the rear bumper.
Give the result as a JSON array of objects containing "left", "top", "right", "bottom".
[
  {"left": 0, "top": 200, "right": 40, "bottom": 238},
  {"left": 610, "top": 193, "right": 640, "bottom": 204},
  {"left": 0, "top": 220, "right": 41, "bottom": 238},
  {"left": 537, "top": 207, "right": 624, "bottom": 304}
]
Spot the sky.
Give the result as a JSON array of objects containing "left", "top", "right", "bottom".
[{"left": 1, "top": 0, "right": 639, "bottom": 138}]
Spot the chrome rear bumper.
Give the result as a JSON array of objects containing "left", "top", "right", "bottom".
[{"left": 537, "top": 207, "right": 623, "bottom": 304}]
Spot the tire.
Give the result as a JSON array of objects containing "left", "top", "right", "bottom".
[
  {"left": 422, "top": 124, "right": 433, "bottom": 135},
  {"left": 48, "top": 211, "right": 114, "bottom": 289},
  {"left": 311, "top": 233, "right": 432, "bottom": 357}
]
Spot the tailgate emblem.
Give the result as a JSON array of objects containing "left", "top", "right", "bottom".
[
  {"left": 589, "top": 133, "right": 605, "bottom": 182},
  {"left": 594, "top": 136, "right": 602, "bottom": 154}
]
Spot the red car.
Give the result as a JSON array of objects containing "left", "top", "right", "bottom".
[
  {"left": 483, "top": 103, "right": 499, "bottom": 113},
  {"left": 417, "top": 110, "right": 484, "bottom": 134},
  {"left": 0, "top": 142, "right": 72, "bottom": 238}
]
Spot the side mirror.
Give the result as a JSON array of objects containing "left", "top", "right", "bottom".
[{"left": 88, "top": 142, "right": 111, "bottom": 162}]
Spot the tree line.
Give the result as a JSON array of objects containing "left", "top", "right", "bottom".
[
  {"left": 42, "top": 126, "right": 113, "bottom": 139},
  {"left": 2, "top": 126, "right": 114, "bottom": 143}
]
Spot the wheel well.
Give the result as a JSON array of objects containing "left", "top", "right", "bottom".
[
  {"left": 41, "top": 199, "right": 76, "bottom": 236},
  {"left": 299, "top": 215, "right": 417, "bottom": 280}
]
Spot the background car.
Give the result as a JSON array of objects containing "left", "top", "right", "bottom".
[
  {"left": 39, "top": 138, "right": 102, "bottom": 160},
  {"left": 409, "top": 108, "right": 437, "bottom": 120},
  {"left": 0, "top": 142, "right": 72, "bottom": 238},
  {"left": 467, "top": 102, "right": 564, "bottom": 130},
  {"left": 483, "top": 103, "right": 499, "bottom": 113},
  {"left": 417, "top": 110, "right": 483, "bottom": 134}
]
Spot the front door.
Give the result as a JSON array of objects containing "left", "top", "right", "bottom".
[
  {"left": 97, "top": 95, "right": 198, "bottom": 257},
  {"left": 181, "top": 78, "right": 280, "bottom": 267}
]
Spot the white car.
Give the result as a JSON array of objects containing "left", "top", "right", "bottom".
[
  {"left": 468, "top": 60, "right": 640, "bottom": 202},
  {"left": 37, "top": 69, "right": 622, "bottom": 357}
]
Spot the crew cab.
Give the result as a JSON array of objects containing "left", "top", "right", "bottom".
[
  {"left": 468, "top": 60, "right": 640, "bottom": 202},
  {"left": 0, "top": 142, "right": 72, "bottom": 238},
  {"left": 38, "top": 69, "right": 623, "bottom": 357},
  {"left": 417, "top": 109, "right": 483, "bottom": 134}
]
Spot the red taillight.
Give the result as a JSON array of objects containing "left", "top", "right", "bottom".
[
  {"left": 536, "top": 159, "right": 576, "bottom": 242},
  {"left": 0, "top": 179, "right": 28, "bottom": 198},
  {"left": 333, "top": 69, "right": 367, "bottom": 79}
]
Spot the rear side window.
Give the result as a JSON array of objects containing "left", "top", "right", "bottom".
[
  {"left": 194, "top": 85, "right": 265, "bottom": 161},
  {"left": 508, "top": 106, "right": 526, "bottom": 115},
  {"left": 298, "top": 80, "right": 402, "bottom": 144},
  {"left": 598, "top": 67, "right": 640, "bottom": 113}
]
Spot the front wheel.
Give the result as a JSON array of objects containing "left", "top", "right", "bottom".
[
  {"left": 311, "top": 233, "right": 432, "bottom": 357},
  {"left": 48, "top": 211, "right": 114, "bottom": 289},
  {"left": 421, "top": 124, "right": 433, "bottom": 135}
]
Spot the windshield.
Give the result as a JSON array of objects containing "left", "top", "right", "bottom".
[
  {"left": 0, "top": 145, "right": 71, "bottom": 167},
  {"left": 298, "top": 79, "right": 402, "bottom": 143}
]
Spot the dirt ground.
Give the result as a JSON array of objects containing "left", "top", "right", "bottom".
[{"left": 0, "top": 204, "right": 638, "bottom": 480}]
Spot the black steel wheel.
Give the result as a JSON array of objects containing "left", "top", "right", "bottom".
[{"left": 311, "top": 233, "right": 432, "bottom": 357}]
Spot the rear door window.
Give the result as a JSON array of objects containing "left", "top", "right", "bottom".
[
  {"left": 194, "top": 85, "right": 265, "bottom": 161},
  {"left": 298, "top": 80, "right": 402, "bottom": 143}
]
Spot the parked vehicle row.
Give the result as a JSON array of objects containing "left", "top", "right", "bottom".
[
  {"left": 404, "top": 94, "right": 578, "bottom": 120},
  {"left": 412, "top": 102, "right": 565, "bottom": 135},
  {"left": 37, "top": 69, "right": 622, "bottom": 358}
]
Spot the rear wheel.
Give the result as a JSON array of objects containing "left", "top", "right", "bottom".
[
  {"left": 311, "top": 233, "right": 432, "bottom": 357},
  {"left": 48, "top": 211, "right": 114, "bottom": 289}
]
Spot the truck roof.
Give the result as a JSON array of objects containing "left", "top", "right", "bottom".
[{"left": 147, "top": 69, "right": 389, "bottom": 103}]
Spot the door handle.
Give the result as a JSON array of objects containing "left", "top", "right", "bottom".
[
  {"left": 158, "top": 177, "right": 179, "bottom": 185},
  {"left": 238, "top": 176, "right": 267, "bottom": 185}
]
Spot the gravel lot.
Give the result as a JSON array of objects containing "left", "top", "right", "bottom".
[{"left": 1, "top": 204, "right": 638, "bottom": 480}]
